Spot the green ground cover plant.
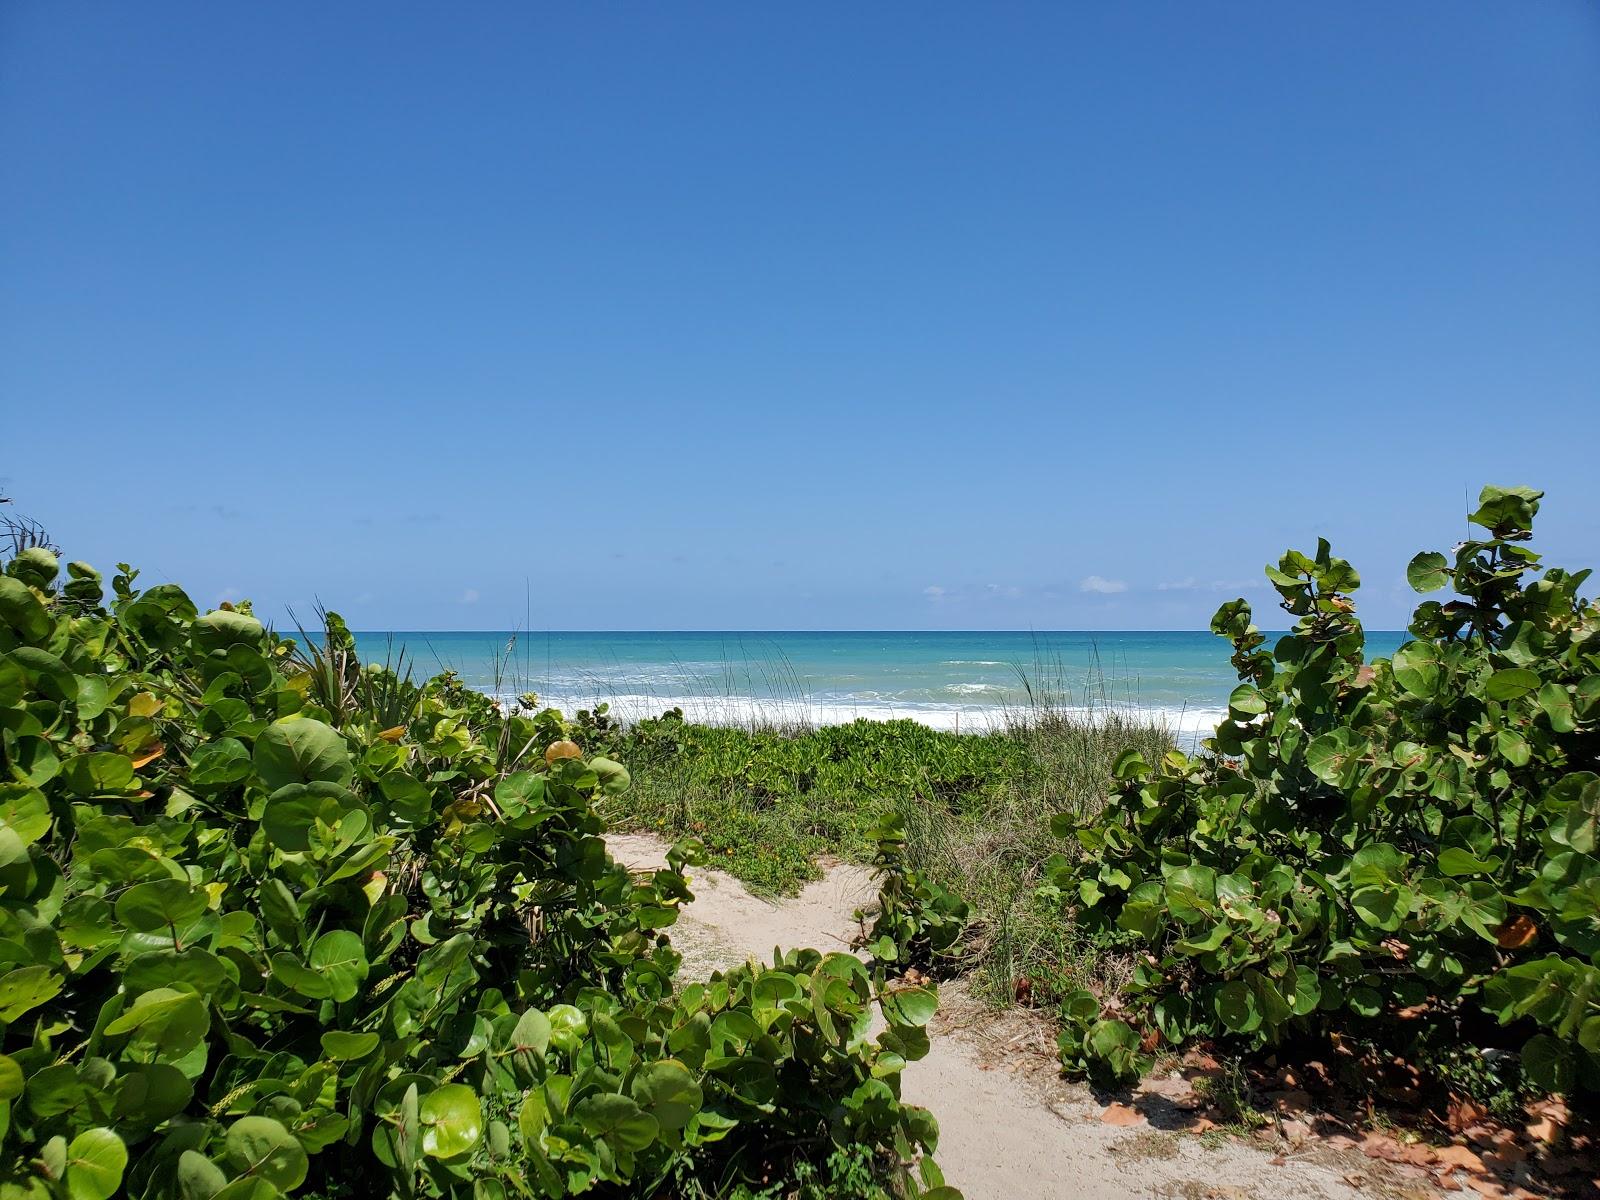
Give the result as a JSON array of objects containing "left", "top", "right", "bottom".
[
  {"left": 1049, "top": 486, "right": 1600, "bottom": 1098},
  {"left": 604, "top": 708, "right": 1170, "bottom": 1002},
  {"left": 0, "top": 550, "right": 957, "bottom": 1200},
  {"left": 602, "top": 715, "right": 1033, "bottom": 895}
]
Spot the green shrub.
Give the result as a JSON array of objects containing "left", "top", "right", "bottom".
[
  {"left": 0, "top": 552, "right": 955, "bottom": 1199},
  {"left": 1051, "top": 486, "right": 1600, "bottom": 1097},
  {"left": 858, "top": 815, "right": 969, "bottom": 972}
]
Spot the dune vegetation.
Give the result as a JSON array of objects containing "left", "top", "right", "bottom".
[
  {"left": 1, "top": 482, "right": 1593, "bottom": 1199},
  {"left": 0, "top": 543, "right": 956, "bottom": 1200}
]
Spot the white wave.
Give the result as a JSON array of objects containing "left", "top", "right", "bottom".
[
  {"left": 503, "top": 689, "right": 1226, "bottom": 745},
  {"left": 945, "top": 682, "right": 1001, "bottom": 695}
]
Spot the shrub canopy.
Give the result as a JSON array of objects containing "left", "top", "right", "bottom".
[
  {"left": 1054, "top": 486, "right": 1600, "bottom": 1094},
  {"left": 0, "top": 555, "right": 952, "bottom": 1199}
]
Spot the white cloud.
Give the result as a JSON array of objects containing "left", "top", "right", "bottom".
[
  {"left": 1079, "top": 575, "right": 1127, "bottom": 595},
  {"left": 985, "top": 583, "right": 1022, "bottom": 599},
  {"left": 1156, "top": 576, "right": 1269, "bottom": 593},
  {"left": 460, "top": 588, "right": 480, "bottom": 604},
  {"left": 923, "top": 585, "right": 946, "bottom": 599}
]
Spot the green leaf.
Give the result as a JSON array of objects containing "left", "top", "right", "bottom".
[
  {"left": 1538, "top": 683, "right": 1577, "bottom": 733},
  {"left": 320, "top": 1031, "right": 380, "bottom": 1060},
  {"left": 589, "top": 756, "right": 631, "bottom": 795},
  {"left": 0, "top": 576, "right": 53, "bottom": 643},
  {"left": 884, "top": 986, "right": 938, "bottom": 1028},
  {"left": 261, "top": 782, "right": 361, "bottom": 853},
  {"left": 1485, "top": 668, "right": 1540, "bottom": 702},
  {"left": 1214, "top": 981, "right": 1260, "bottom": 1033},
  {"left": 253, "top": 718, "right": 353, "bottom": 791},
  {"left": 1166, "top": 865, "right": 1217, "bottom": 925},
  {"left": 509, "top": 1008, "right": 551, "bottom": 1055},
  {"left": 309, "top": 930, "right": 368, "bottom": 1003},
  {"left": 1521, "top": 1033, "right": 1574, "bottom": 1094},
  {"left": 1284, "top": 965, "right": 1320, "bottom": 1016},
  {"left": 0, "top": 965, "right": 63, "bottom": 1023},
  {"left": 1352, "top": 886, "right": 1408, "bottom": 931},
  {"left": 269, "top": 953, "right": 332, "bottom": 1001},
  {"left": 574, "top": 1093, "right": 658, "bottom": 1152},
  {"left": 1348, "top": 986, "right": 1383, "bottom": 1018},
  {"left": 62, "top": 752, "right": 136, "bottom": 796},
  {"left": 420, "top": 1084, "right": 483, "bottom": 1159},
  {"left": 176, "top": 1151, "right": 229, "bottom": 1200},
  {"left": 115, "top": 879, "right": 208, "bottom": 934},
  {"left": 1390, "top": 641, "right": 1441, "bottom": 698},
  {"left": 104, "top": 988, "right": 210, "bottom": 1060},
  {"left": 1406, "top": 551, "right": 1450, "bottom": 593},
  {"left": 65, "top": 1128, "right": 127, "bottom": 1200},
  {"left": 1227, "top": 684, "right": 1267, "bottom": 718},
  {"left": 1350, "top": 842, "right": 1405, "bottom": 890},
  {"left": 1437, "top": 847, "right": 1501, "bottom": 877},
  {"left": 0, "top": 1054, "right": 21, "bottom": 1101},
  {"left": 189, "top": 738, "right": 253, "bottom": 791},
  {"left": 224, "top": 1116, "right": 308, "bottom": 1191},
  {"left": 630, "top": 1060, "right": 702, "bottom": 1131}
]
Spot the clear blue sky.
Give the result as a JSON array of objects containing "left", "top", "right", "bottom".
[{"left": 3, "top": 3, "right": 1596, "bottom": 631}]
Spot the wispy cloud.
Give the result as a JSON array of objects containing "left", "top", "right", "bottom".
[
  {"left": 923, "top": 584, "right": 946, "bottom": 599},
  {"left": 1079, "top": 575, "right": 1127, "bottom": 595},
  {"left": 1157, "top": 577, "right": 1269, "bottom": 593},
  {"left": 460, "top": 588, "right": 480, "bottom": 604}
]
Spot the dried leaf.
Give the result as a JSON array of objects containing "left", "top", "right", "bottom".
[
  {"left": 131, "top": 743, "right": 165, "bottom": 769},
  {"left": 1435, "top": 1144, "right": 1485, "bottom": 1174},
  {"left": 1494, "top": 914, "right": 1538, "bottom": 950},
  {"left": 1100, "top": 1103, "right": 1145, "bottom": 1127}
]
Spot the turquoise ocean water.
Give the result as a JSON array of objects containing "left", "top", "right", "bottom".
[{"left": 348, "top": 630, "right": 1407, "bottom": 741}]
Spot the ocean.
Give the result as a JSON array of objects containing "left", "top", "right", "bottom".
[{"left": 347, "top": 629, "right": 1409, "bottom": 742}]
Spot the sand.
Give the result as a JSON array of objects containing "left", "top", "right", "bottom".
[{"left": 606, "top": 834, "right": 1393, "bottom": 1200}]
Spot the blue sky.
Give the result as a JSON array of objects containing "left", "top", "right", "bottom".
[{"left": 3, "top": 2, "right": 1596, "bottom": 631}]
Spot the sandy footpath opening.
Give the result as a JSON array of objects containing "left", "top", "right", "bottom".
[{"left": 607, "top": 834, "right": 1392, "bottom": 1200}]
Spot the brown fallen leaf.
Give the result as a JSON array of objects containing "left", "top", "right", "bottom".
[
  {"left": 1435, "top": 1144, "right": 1485, "bottom": 1174},
  {"left": 1280, "top": 1118, "right": 1313, "bottom": 1145},
  {"left": 131, "top": 743, "right": 165, "bottom": 769},
  {"left": 1466, "top": 1124, "right": 1513, "bottom": 1151},
  {"left": 1360, "top": 1133, "right": 1411, "bottom": 1164},
  {"left": 1447, "top": 1095, "right": 1489, "bottom": 1134},
  {"left": 1398, "top": 1143, "right": 1438, "bottom": 1167},
  {"left": 1524, "top": 1096, "right": 1570, "bottom": 1145},
  {"left": 1495, "top": 913, "right": 1539, "bottom": 949},
  {"left": 1101, "top": 1103, "right": 1145, "bottom": 1127},
  {"left": 1269, "top": 1088, "right": 1313, "bottom": 1113},
  {"left": 1482, "top": 1147, "right": 1526, "bottom": 1174}
]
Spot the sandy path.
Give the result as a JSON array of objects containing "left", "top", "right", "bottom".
[{"left": 607, "top": 834, "right": 1389, "bottom": 1200}]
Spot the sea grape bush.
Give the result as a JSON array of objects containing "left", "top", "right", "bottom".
[
  {"left": 858, "top": 815, "right": 968, "bottom": 973},
  {"left": 0, "top": 551, "right": 955, "bottom": 1199},
  {"left": 1052, "top": 487, "right": 1600, "bottom": 1094}
]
